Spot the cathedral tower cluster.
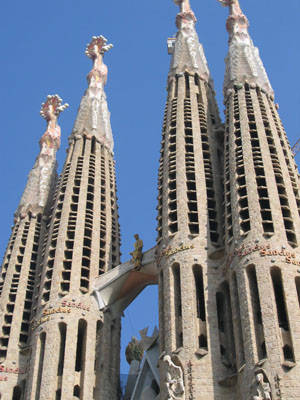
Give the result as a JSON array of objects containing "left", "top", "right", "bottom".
[{"left": 0, "top": 0, "right": 300, "bottom": 399}]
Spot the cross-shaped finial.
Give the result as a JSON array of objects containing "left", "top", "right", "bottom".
[
  {"left": 40, "top": 95, "right": 69, "bottom": 122},
  {"left": 85, "top": 35, "right": 113, "bottom": 59}
]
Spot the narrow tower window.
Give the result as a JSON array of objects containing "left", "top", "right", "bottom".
[
  {"left": 91, "top": 136, "right": 96, "bottom": 154},
  {"left": 75, "top": 319, "right": 87, "bottom": 372},
  {"left": 12, "top": 386, "right": 22, "bottom": 400},
  {"left": 94, "top": 320, "right": 102, "bottom": 372},
  {"left": 57, "top": 323, "right": 67, "bottom": 376},
  {"left": 184, "top": 72, "right": 190, "bottom": 98},
  {"left": 271, "top": 267, "right": 295, "bottom": 362},
  {"left": 159, "top": 271, "right": 165, "bottom": 351},
  {"left": 35, "top": 332, "right": 46, "bottom": 400},
  {"left": 73, "top": 386, "right": 80, "bottom": 398},
  {"left": 246, "top": 265, "right": 266, "bottom": 360},
  {"left": 55, "top": 389, "right": 61, "bottom": 400},
  {"left": 193, "top": 265, "right": 207, "bottom": 349},
  {"left": 172, "top": 263, "right": 183, "bottom": 348},
  {"left": 232, "top": 273, "right": 245, "bottom": 366},
  {"left": 296, "top": 277, "right": 300, "bottom": 308},
  {"left": 216, "top": 282, "right": 236, "bottom": 370}
]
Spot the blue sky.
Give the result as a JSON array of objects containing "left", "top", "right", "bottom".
[{"left": 0, "top": 0, "right": 299, "bottom": 374}]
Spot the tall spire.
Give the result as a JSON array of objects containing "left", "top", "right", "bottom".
[
  {"left": 218, "top": 0, "right": 273, "bottom": 97},
  {"left": 72, "top": 35, "right": 114, "bottom": 151},
  {"left": 168, "top": 0, "right": 210, "bottom": 81},
  {"left": 15, "top": 95, "right": 68, "bottom": 220}
]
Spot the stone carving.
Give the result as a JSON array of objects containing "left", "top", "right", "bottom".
[
  {"left": 125, "top": 337, "right": 144, "bottom": 364},
  {"left": 169, "top": 0, "right": 210, "bottom": 82},
  {"left": 162, "top": 355, "right": 185, "bottom": 400},
  {"left": 253, "top": 373, "right": 272, "bottom": 400},
  {"left": 218, "top": 0, "right": 273, "bottom": 97},
  {"left": 130, "top": 234, "right": 143, "bottom": 270},
  {"left": 15, "top": 95, "right": 68, "bottom": 220},
  {"left": 72, "top": 35, "right": 114, "bottom": 151}
]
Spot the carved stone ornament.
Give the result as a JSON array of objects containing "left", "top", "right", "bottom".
[
  {"left": 72, "top": 35, "right": 114, "bottom": 151},
  {"left": 15, "top": 95, "right": 68, "bottom": 220},
  {"left": 253, "top": 373, "right": 272, "bottom": 400},
  {"left": 218, "top": 0, "right": 273, "bottom": 97},
  {"left": 162, "top": 355, "right": 185, "bottom": 400},
  {"left": 169, "top": 0, "right": 210, "bottom": 82},
  {"left": 125, "top": 337, "right": 144, "bottom": 364}
]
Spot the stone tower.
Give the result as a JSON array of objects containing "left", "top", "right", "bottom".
[
  {"left": 25, "top": 35, "right": 121, "bottom": 400},
  {"left": 217, "top": 0, "right": 300, "bottom": 398},
  {"left": 0, "top": 35, "right": 121, "bottom": 399},
  {"left": 156, "top": 0, "right": 226, "bottom": 398},
  {"left": 0, "top": 95, "right": 68, "bottom": 398}
]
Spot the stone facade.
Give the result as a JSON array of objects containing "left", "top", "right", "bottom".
[{"left": 0, "top": 1, "right": 299, "bottom": 399}]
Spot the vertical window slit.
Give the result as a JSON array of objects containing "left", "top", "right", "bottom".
[
  {"left": 185, "top": 72, "right": 190, "bottom": 98},
  {"left": 35, "top": 332, "right": 46, "bottom": 400},
  {"left": 175, "top": 77, "right": 179, "bottom": 98},
  {"left": 94, "top": 320, "right": 102, "bottom": 372},
  {"left": 55, "top": 389, "right": 61, "bottom": 400},
  {"left": 295, "top": 277, "right": 300, "bottom": 308},
  {"left": 172, "top": 263, "right": 183, "bottom": 349},
  {"left": 193, "top": 265, "right": 207, "bottom": 349},
  {"left": 75, "top": 319, "right": 87, "bottom": 372},
  {"left": 246, "top": 265, "right": 266, "bottom": 360},
  {"left": 73, "top": 386, "right": 80, "bottom": 398},
  {"left": 57, "top": 323, "right": 67, "bottom": 376},
  {"left": 216, "top": 282, "right": 236, "bottom": 370},
  {"left": 109, "top": 323, "right": 115, "bottom": 378},
  {"left": 232, "top": 273, "right": 245, "bottom": 366},
  {"left": 159, "top": 271, "right": 165, "bottom": 351},
  {"left": 12, "top": 385, "right": 22, "bottom": 400},
  {"left": 271, "top": 267, "right": 295, "bottom": 362},
  {"left": 91, "top": 136, "right": 96, "bottom": 154},
  {"left": 81, "top": 136, "right": 86, "bottom": 156}
]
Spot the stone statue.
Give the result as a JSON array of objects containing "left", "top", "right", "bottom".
[
  {"left": 130, "top": 234, "right": 143, "bottom": 270},
  {"left": 162, "top": 355, "right": 185, "bottom": 400},
  {"left": 125, "top": 337, "right": 144, "bottom": 365},
  {"left": 253, "top": 373, "right": 272, "bottom": 400}
]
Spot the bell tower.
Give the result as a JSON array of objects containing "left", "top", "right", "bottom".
[
  {"left": 0, "top": 95, "right": 68, "bottom": 399},
  {"left": 218, "top": 0, "right": 300, "bottom": 398},
  {"left": 156, "top": 1, "right": 226, "bottom": 398},
  {"left": 25, "top": 36, "right": 121, "bottom": 400}
]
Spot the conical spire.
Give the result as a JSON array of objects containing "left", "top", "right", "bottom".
[
  {"left": 218, "top": 0, "right": 273, "bottom": 97},
  {"left": 72, "top": 35, "right": 114, "bottom": 151},
  {"left": 168, "top": 0, "right": 210, "bottom": 81},
  {"left": 16, "top": 95, "right": 68, "bottom": 220}
]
